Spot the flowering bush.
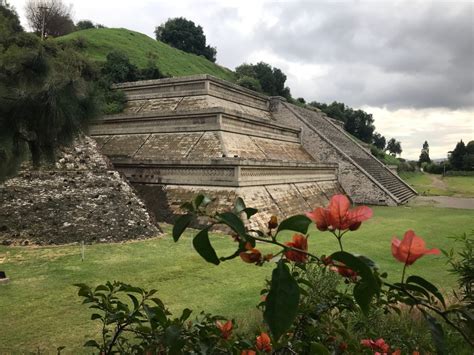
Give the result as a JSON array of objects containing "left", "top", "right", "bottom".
[{"left": 77, "top": 194, "right": 473, "bottom": 354}]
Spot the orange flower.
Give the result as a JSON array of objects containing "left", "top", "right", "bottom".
[
  {"left": 361, "top": 338, "right": 390, "bottom": 353},
  {"left": 240, "top": 246, "right": 262, "bottom": 264},
  {"left": 216, "top": 320, "right": 233, "bottom": 339},
  {"left": 256, "top": 332, "right": 272, "bottom": 352},
  {"left": 268, "top": 215, "right": 278, "bottom": 230},
  {"left": 284, "top": 234, "right": 308, "bottom": 263},
  {"left": 331, "top": 263, "right": 358, "bottom": 281},
  {"left": 338, "top": 342, "right": 348, "bottom": 352},
  {"left": 241, "top": 351, "right": 256, "bottom": 355},
  {"left": 306, "top": 194, "right": 372, "bottom": 232},
  {"left": 391, "top": 230, "right": 440, "bottom": 266}
]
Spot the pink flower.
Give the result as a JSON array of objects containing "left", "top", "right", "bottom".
[
  {"left": 307, "top": 195, "right": 372, "bottom": 232},
  {"left": 391, "top": 230, "right": 440, "bottom": 266}
]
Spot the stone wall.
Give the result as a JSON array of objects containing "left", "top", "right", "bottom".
[
  {"left": 133, "top": 179, "right": 343, "bottom": 230},
  {"left": 272, "top": 101, "right": 397, "bottom": 205},
  {"left": 0, "top": 136, "right": 160, "bottom": 245}
]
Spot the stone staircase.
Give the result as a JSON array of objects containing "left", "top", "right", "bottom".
[{"left": 287, "top": 104, "right": 417, "bottom": 204}]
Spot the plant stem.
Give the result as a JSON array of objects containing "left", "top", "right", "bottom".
[
  {"left": 337, "top": 236, "right": 344, "bottom": 252},
  {"left": 401, "top": 263, "right": 407, "bottom": 284},
  {"left": 251, "top": 235, "right": 321, "bottom": 262}
]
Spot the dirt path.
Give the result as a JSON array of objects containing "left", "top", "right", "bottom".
[
  {"left": 428, "top": 174, "right": 448, "bottom": 190},
  {"left": 410, "top": 196, "right": 474, "bottom": 209}
]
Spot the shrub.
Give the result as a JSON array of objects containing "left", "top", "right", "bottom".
[
  {"left": 236, "top": 75, "right": 262, "bottom": 93},
  {"left": 424, "top": 162, "right": 445, "bottom": 174},
  {"left": 398, "top": 161, "right": 416, "bottom": 173},
  {"left": 77, "top": 194, "right": 474, "bottom": 353}
]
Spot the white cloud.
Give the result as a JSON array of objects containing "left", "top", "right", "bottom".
[{"left": 363, "top": 106, "right": 474, "bottom": 160}]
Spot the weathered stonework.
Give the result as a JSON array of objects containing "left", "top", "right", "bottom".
[
  {"left": 87, "top": 74, "right": 416, "bottom": 230},
  {"left": 89, "top": 75, "right": 345, "bottom": 229},
  {"left": 1, "top": 74, "right": 416, "bottom": 244},
  {"left": 0, "top": 136, "right": 160, "bottom": 245}
]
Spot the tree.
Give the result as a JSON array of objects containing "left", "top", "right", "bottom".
[
  {"left": 0, "top": 3, "right": 98, "bottom": 179},
  {"left": 0, "top": 1, "right": 23, "bottom": 34},
  {"left": 235, "top": 62, "right": 292, "bottom": 99},
  {"left": 101, "top": 51, "right": 139, "bottom": 83},
  {"left": 463, "top": 140, "right": 474, "bottom": 171},
  {"left": 309, "top": 101, "right": 376, "bottom": 144},
  {"left": 386, "top": 138, "right": 402, "bottom": 156},
  {"left": 75, "top": 19, "right": 95, "bottom": 31},
  {"left": 154, "top": 17, "right": 216, "bottom": 62},
  {"left": 418, "top": 140, "right": 431, "bottom": 166},
  {"left": 236, "top": 75, "right": 262, "bottom": 92},
  {"left": 449, "top": 140, "right": 466, "bottom": 170},
  {"left": 423, "top": 140, "right": 429, "bottom": 153},
  {"left": 372, "top": 132, "right": 386, "bottom": 150},
  {"left": 25, "top": 0, "right": 74, "bottom": 38}
]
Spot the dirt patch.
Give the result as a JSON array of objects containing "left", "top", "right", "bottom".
[
  {"left": 409, "top": 196, "right": 474, "bottom": 209},
  {"left": 428, "top": 174, "right": 448, "bottom": 190}
]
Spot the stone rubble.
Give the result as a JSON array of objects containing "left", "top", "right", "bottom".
[{"left": 0, "top": 136, "right": 160, "bottom": 245}]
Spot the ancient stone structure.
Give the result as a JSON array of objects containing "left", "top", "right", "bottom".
[
  {"left": 0, "top": 136, "right": 159, "bottom": 245},
  {"left": 0, "top": 74, "right": 416, "bottom": 244},
  {"left": 90, "top": 75, "right": 416, "bottom": 228}
]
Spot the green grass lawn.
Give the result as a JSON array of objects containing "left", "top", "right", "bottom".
[
  {"left": 1, "top": 205, "right": 473, "bottom": 353},
  {"left": 56, "top": 28, "right": 236, "bottom": 81},
  {"left": 400, "top": 172, "right": 474, "bottom": 197}
]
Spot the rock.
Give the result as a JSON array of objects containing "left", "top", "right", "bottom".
[{"left": 0, "top": 135, "right": 160, "bottom": 245}]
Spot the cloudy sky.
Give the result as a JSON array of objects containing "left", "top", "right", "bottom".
[{"left": 10, "top": 0, "right": 474, "bottom": 159}]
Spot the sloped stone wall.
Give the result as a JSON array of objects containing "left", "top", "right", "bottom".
[
  {"left": 272, "top": 102, "right": 397, "bottom": 205},
  {"left": 0, "top": 136, "right": 160, "bottom": 245},
  {"left": 133, "top": 180, "right": 343, "bottom": 231}
]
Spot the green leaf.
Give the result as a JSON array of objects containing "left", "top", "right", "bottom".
[
  {"left": 394, "top": 282, "right": 430, "bottom": 300},
  {"left": 276, "top": 215, "right": 312, "bottom": 235},
  {"left": 217, "top": 212, "right": 246, "bottom": 236},
  {"left": 94, "top": 285, "right": 109, "bottom": 292},
  {"left": 233, "top": 197, "right": 246, "bottom": 213},
  {"left": 242, "top": 207, "right": 258, "bottom": 219},
  {"left": 180, "top": 201, "right": 194, "bottom": 212},
  {"left": 83, "top": 340, "right": 100, "bottom": 349},
  {"left": 422, "top": 310, "right": 446, "bottom": 355},
  {"left": 90, "top": 313, "right": 102, "bottom": 320},
  {"left": 165, "top": 325, "right": 184, "bottom": 354},
  {"left": 172, "top": 214, "right": 193, "bottom": 242},
  {"left": 310, "top": 342, "right": 330, "bottom": 355},
  {"left": 193, "top": 194, "right": 212, "bottom": 209},
  {"left": 264, "top": 260, "right": 300, "bottom": 340},
  {"left": 128, "top": 294, "right": 140, "bottom": 310},
  {"left": 330, "top": 251, "right": 379, "bottom": 315},
  {"left": 406, "top": 275, "right": 446, "bottom": 308},
  {"left": 193, "top": 229, "right": 220, "bottom": 265},
  {"left": 180, "top": 308, "right": 192, "bottom": 322}
]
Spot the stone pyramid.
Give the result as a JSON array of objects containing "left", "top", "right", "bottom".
[{"left": 90, "top": 75, "right": 415, "bottom": 228}]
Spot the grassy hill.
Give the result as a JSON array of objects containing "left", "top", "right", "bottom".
[{"left": 57, "top": 28, "right": 236, "bottom": 81}]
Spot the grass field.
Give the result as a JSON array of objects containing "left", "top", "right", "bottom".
[
  {"left": 1, "top": 205, "right": 473, "bottom": 353},
  {"left": 56, "top": 28, "right": 236, "bottom": 81},
  {"left": 400, "top": 172, "right": 474, "bottom": 197}
]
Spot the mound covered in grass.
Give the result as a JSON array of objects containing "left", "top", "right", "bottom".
[{"left": 56, "top": 28, "right": 235, "bottom": 81}]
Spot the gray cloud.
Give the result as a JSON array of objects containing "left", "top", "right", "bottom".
[
  {"left": 11, "top": 0, "right": 474, "bottom": 159},
  {"left": 246, "top": 1, "right": 474, "bottom": 109}
]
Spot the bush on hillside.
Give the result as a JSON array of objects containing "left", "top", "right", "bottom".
[
  {"left": 397, "top": 160, "right": 416, "bottom": 173},
  {"left": 236, "top": 75, "right": 263, "bottom": 93},
  {"left": 154, "top": 17, "right": 217, "bottom": 62},
  {"left": 235, "top": 62, "right": 292, "bottom": 100},
  {"left": 0, "top": 4, "right": 99, "bottom": 179}
]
